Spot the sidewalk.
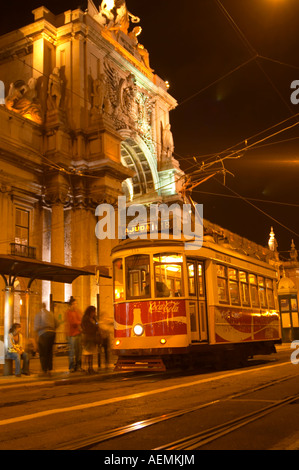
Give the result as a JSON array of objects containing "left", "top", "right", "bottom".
[
  {"left": 0, "top": 344, "right": 292, "bottom": 391},
  {"left": 0, "top": 353, "right": 120, "bottom": 390}
]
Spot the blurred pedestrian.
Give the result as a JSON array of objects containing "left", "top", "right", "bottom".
[
  {"left": 65, "top": 298, "right": 82, "bottom": 372},
  {"left": 98, "top": 326, "right": 110, "bottom": 370},
  {"left": 81, "top": 306, "right": 100, "bottom": 374},
  {"left": 34, "top": 302, "right": 58, "bottom": 377},
  {"left": 6, "top": 323, "right": 30, "bottom": 377}
]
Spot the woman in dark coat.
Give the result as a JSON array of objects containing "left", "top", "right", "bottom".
[{"left": 81, "top": 306, "right": 100, "bottom": 374}]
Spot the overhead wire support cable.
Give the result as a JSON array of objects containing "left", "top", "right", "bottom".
[
  {"left": 214, "top": 0, "right": 299, "bottom": 124},
  {"left": 213, "top": 177, "right": 299, "bottom": 240}
]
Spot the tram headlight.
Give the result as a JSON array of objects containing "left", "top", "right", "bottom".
[{"left": 133, "top": 324, "right": 144, "bottom": 336}]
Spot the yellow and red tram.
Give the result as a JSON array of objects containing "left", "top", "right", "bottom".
[{"left": 112, "top": 237, "right": 281, "bottom": 370}]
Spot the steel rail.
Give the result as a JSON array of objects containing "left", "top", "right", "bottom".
[
  {"left": 55, "top": 399, "right": 220, "bottom": 450},
  {"left": 55, "top": 374, "right": 295, "bottom": 451},
  {"left": 155, "top": 393, "right": 299, "bottom": 450}
]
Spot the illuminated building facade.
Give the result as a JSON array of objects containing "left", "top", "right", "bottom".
[
  {"left": 1, "top": 1, "right": 298, "bottom": 363},
  {"left": 0, "top": 0, "right": 184, "bottom": 349}
]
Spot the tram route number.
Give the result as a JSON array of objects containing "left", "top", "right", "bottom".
[
  {"left": 104, "top": 454, "right": 196, "bottom": 467},
  {"left": 214, "top": 253, "right": 232, "bottom": 263}
]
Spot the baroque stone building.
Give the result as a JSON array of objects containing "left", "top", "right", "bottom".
[
  {"left": 0, "top": 0, "right": 184, "bottom": 350},
  {"left": 1, "top": 1, "right": 297, "bottom": 365}
]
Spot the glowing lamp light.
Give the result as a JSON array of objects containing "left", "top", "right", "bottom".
[
  {"left": 115, "top": 340, "right": 121, "bottom": 346},
  {"left": 160, "top": 338, "right": 167, "bottom": 345},
  {"left": 133, "top": 324, "right": 144, "bottom": 336},
  {"left": 104, "top": 0, "right": 115, "bottom": 10}
]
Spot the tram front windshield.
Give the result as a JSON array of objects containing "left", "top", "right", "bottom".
[
  {"left": 113, "top": 253, "right": 184, "bottom": 301},
  {"left": 153, "top": 254, "right": 183, "bottom": 298},
  {"left": 126, "top": 255, "right": 151, "bottom": 300}
]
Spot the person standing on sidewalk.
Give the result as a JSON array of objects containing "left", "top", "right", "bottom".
[
  {"left": 65, "top": 298, "right": 82, "bottom": 373},
  {"left": 34, "top": 303, "right": 58, "bottom": 377},
  {"left": 81, "top": 306, "right": 100, "bottom": 374}
]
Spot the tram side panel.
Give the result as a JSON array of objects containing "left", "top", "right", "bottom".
[
  {"left": 206, "top": 261, "right": 281, "bottom": 352},
  {"left": 212, "top": 306, "right": 281, "bottom": 344}
]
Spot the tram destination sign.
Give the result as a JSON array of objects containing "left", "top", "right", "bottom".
[{"left": 95, "top": 197, "right": 203, "bottom": 250}]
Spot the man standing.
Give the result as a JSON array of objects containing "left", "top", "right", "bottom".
[
  {"left": 34, "top": 303, "right": 57, "bottom": 377},
  {"left": 65, "top": 298, "right": 82, "bottom": 372}
]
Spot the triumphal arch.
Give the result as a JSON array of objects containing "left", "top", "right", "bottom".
[{"left": 0, "top": 0, "right": 184, "bottom": 345}]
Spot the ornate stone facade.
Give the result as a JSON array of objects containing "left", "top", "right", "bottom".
[{"left": 0, "top": 1, "right": 183, "bottom": 343}]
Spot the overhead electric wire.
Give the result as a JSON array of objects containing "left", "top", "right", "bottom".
[
  {"left": 182, "top": 134, "right": 299, "bottom": 165},
  {"left": 184, "top": 113, "right": 299, "bottom": 177},
  {"left": 192, "top": 190, "right": 299, "bottom": 209},
  {"left": 214, "top": 0, "right": 299, "bottom": 123},
  {"left": 177, "top": 55, "right": 257, "bottom": 108},
  {"left": 212, "top": 176, "right": 299, "bottom": 239},
  {"left": 258, "top": 55, "right": 299, "bottom": 71}
]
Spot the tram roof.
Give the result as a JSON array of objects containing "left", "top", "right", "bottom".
[
  {"left": 111, "top": 238, "right": 277, "bottom": 272},
  {"left": 0, "top": 255, "right": 110, "bottom": 286}
]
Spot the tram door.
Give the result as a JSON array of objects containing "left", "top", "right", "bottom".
[{"left": 187, "top": 260, "right": 208, "bottom": 342}]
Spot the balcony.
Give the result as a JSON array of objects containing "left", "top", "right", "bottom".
[{"left": 10, "top": 243, "right": 37, "bottom": 259}]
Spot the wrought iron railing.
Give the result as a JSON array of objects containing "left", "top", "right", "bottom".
[{"left": 10, "top": 243, "right": 37, "bottom": 259}]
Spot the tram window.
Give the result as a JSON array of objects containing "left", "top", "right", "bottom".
[
  {"left": 239, "top": 271, "right": 250, "bottom": 306},
  {"left": 228, "top": 268, "right": 240, "bottom": 305},
  {"left": 266, "top": 279, "right": 275, "bottom": 309},
  {"left": 258, "top": 277, "right": 267, "bottom": 308},
  {"left": 249, "top": 274, "right": 259, "bottom": 307},
  {"left": 126, "top": 255, "right": 150, "bottom": 299},
  {"left": 113, "top": 259, "right": 124, "bottom": 302},
  {"left": 154, "top": 253, "right": 183, "bottom": 297},
  {"left": 188, "top": 263, "right": 196, "bottom": 295},
  {"left": 217, "top": 264, "right": 229, "bottom": 304},
  {"left": 187, "top": 262, "right": 204, "bottom": 297},
  {"left": 198, "top": 264, "right": 204, "bottom": 296}
]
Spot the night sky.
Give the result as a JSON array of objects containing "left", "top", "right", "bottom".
[{"left": 1, "top": 0, "right": 299, "bottom": 255}]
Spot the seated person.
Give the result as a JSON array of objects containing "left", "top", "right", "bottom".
[
  {"left": 6, "top": 323, "right": 30, "bottom": 377},
  {"left": 144, "top": 273, "right": 170, "bottom": 298},
  {"left": 156, "top": 281, "right": 170, "bottom": 298}
]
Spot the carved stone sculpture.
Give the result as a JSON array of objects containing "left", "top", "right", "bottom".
[
  {"left": 162, "top": 123, "right": 174, "bottom": 160},
  {"left": 95, "top": 0, "right": 140, "bottom": 35},
  {"left": 103, "top": 59, "right": 138, "bottom": 131},
  {"left": 47, "top": 67, "right": 63, "bottom": 111},
  {"left": 5, "top": 78, "right": 43, "bottom": 124},
  {"left": 128, "top": 27, "right": 152, "bottom": 70},
  {"left": 92, "top": 74, "right": 107, "bottom": 114}
]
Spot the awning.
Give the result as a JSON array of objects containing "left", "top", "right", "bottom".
[{"left": 0, "top": 255, "right": 110, "bottom": 288}]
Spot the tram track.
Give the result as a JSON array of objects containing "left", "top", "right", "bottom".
[
  {"left": 156, "top": 394, "right": 299, "bottom": 450},
  {"left": 55, "top": 373, "right": 297, "bottom": 450}
]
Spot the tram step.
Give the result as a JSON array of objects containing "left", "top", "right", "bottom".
[{"left": 114, "top": 358, "right": 166, "bottom": 372}]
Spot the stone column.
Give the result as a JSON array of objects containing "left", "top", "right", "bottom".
[
  {"left": 3, "top": 287, "right": 14, "bottom": 376},
  {"left": 51, "top": 202, "right": 65, "bottom": 302},
  {"left": 44, "top": 171, "right": 70, "bottom": 303}
]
